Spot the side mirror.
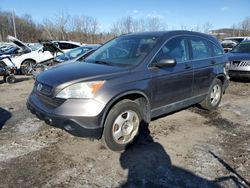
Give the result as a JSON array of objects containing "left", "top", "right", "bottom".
[{"left": 156, "top": 58, "right": 177, "bottom": 68}]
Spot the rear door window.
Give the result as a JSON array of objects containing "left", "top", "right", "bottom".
[{"left": 190, "top": 37, "right": 212, "bottom": 60}]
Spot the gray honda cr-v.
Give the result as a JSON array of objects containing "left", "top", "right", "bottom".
[{"left": 27, "top": 31, "right": 229, "bottom": 151}]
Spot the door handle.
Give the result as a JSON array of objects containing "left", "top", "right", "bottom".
[
  {"left": 185, "top": 64, "right": 191, "bottom": 69},
  {"left": 211, "top": 61, "right": 216, "bottom": 65}
]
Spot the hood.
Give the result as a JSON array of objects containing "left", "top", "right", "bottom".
[
  {"left": 227, "top": 52, "right": 250, "bottom": 61},
  {"left": 37, "top": 62, "right": 127, "bottom": 88},
  {"left": 7, "top": 35, "right": 31, "bottom": 53},
  {"left": 0, "top": 54, "right": 11, "bottom": 59},
  {"left": 41, "top": 41, "right": 64, "bottom": 54}
]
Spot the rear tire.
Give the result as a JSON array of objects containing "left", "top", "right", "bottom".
[
  {"left": 200, "top": 78, "right": 222, "bottom": 111},
  {"left": 21, "top": 60, "right": 36, "bottom": 75},
  {"left": 102, "top": 99, "right": 142, "bottom": 151}
]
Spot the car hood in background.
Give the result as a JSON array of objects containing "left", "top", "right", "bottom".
[
  {"left": 227, "top": 52, "right": 250, "bottom": 61},
  {"left": 7, "top": 35, "right": 32, "bottom": 53},
  {"left": 36, "top": 62, "right": 127, "bottom": 88}
]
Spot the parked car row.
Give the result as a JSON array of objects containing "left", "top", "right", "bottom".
[
  {"left": 0, "top": 36, "right": 101, "bottom": 83},
  {"left": 0, "top": 36, "right": 84, "bottom": 75}
]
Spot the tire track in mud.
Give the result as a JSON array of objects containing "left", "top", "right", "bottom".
[
  {"left": 0, "top": 115, "right": 67, "bottom": 162},
  {"left": 190, "top": 108, "right": 239, "bottom": 131},
  {"left": 189, "top": 105, "right": 250, "bottom": 187},
  {"left": 0, "top": 113, "right": 76, "bottom": 188},
  {"left": 0, "top": 145, "right": 76, "bottom": 188}
]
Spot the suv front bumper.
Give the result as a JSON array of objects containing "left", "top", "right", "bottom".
[
  {"left": 27, "top": 93, "right": 105, "bottom": 138},
  {"left": 229, "top": 70, "right": 250, "bottom": 79}
]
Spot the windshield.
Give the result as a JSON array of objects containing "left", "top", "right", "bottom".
[
  {"left": 231, "top": 41, "right": 250, "bottom": 53},
  {"left": 28, "top": 43, "right": 42, "bottom": 51},
  {"left": 4, "top": 46, "right": 18, "bottom": 53},
  {"left": 85, "top": 35, "right": 159, "bottom": 67},
  {"left": 56, "top": 46, "right": 93, "bottom": 61}
]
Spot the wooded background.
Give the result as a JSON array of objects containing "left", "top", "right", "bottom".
[{"left": 0, "top": 10, "right": 250, "bottom": 43}]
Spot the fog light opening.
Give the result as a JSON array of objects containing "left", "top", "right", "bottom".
[
  {"left": 45, "top": 117, "right": 53, "bottom": 125},
  {"left": 64, "top": 124, "right": 74, "bottom": 131}
]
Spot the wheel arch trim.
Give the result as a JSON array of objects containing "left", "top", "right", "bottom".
[
  {"left": 21, "top": 58, "right": 37, "bottom": 65},
  {"left": 100, "top": 90, "right": 151, "bottom": 133}
]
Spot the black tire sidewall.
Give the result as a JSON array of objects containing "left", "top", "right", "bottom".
[
  {"left": 103, "top": 100, "right": 142, "bottom": 151},
  {"left": 6, "top": 75, "right": 16, "bottom": 84}
]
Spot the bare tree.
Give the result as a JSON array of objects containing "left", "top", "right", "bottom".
[
  {"left": 231, "top": 24, "right": 238, "bottom": 36},
  {"left": 133, "top": 19, "right": 147, "bottom": 32},
  {"left": 191, "top": 25, "right": 201, "bottom": 32},
  {"left": 180, "top": 24, "right": 188, "bottom": 30},
  {"left": 42, "top": 18, "right": 57, "bottom": 40},
  {"left": 241, "top": 17, "right": 250, "bottom": 36},
  {"left": 202, "top": 22, "right": 213, "bottom": 34},
  {"left": 111, "top": 16, "right": 134, "bottom": 35},
  {"left": 0, "top": 11, "right": 13, "bottom": 41},
  {"left": 69, "top": 15, "right": 100, "bottom": 43},
  {"left": 124, "top": 16, "right": 134, "bottom": 33},
  {"left": 111, "top": 16, "right": 166, "bottom": 36},
  {"left": 147, "top": 17, "right": 163, "bottom": 31},
  {"left": 54, "top": 12, "right": 70, "bottom": 40}
]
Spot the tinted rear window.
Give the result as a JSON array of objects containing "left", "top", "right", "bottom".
[{"left": 190, "top": 37, "right": 211, "bottom": 60}]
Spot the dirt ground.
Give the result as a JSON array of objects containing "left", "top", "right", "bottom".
[{"left": 0, "top": 76, "right": 250, "bottom": 188}]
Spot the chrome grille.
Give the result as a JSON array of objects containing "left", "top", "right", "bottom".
[
  {"left": 239, "top": 61, "right": 250, "bottom": 66},
  {"left": 231, "top": 60, "right": 250, "bottom": 67},
  {"left": 34, "top": 81, "right": 65, "bottom": 108},
  {"left": 37, "top": 92, "right": 65, "bottom": 108},
  {"left": 230, "top": 61, "right": 241, "bottom": 67},
  {"left": 35, "top": 81, "right": 53, "bottom": 96}
]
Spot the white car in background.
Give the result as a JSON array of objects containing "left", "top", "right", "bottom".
[
  {"left": 1, "top": 36, "right": 81, "bottom": 75},
  {"left": 224, "top": 37, "right": 250, "bottom": 43}
]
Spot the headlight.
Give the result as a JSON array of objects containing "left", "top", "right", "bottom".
[{"left": 56, "top": 81, "right": 105, "bottom": 99}]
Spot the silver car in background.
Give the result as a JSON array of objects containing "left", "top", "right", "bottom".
[{"left": 227, "top": 40, "right": 250, "bottom": 79}]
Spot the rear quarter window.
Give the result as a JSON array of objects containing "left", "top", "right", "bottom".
[{"left": 212, "top": 43, "right": 223, "bottom": 56}]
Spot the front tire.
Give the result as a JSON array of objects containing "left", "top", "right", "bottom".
[
  {"left": 102, "top": 99, "right": 142, "bottom": 151},
  {"left": 5, "top": 75, "right": 16, "bottom": 84},
  {"left": 21, "top": 60, "right": 36, "bottom": 75},
  {"left": 200, "top": 78, "right": 223, "bottom": 111}
]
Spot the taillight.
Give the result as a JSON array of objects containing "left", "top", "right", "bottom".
[
  {"left": 224, "top": 61, "right": 230, "bottom": 79},
  {"left": 225, "top": 61, "right": 230, "bottom": 72}
]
